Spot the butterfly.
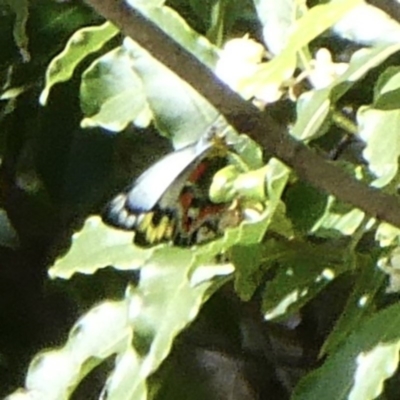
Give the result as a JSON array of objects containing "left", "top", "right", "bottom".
[{"left": 102, "top": 124, "right": 242, "bottom": 246}]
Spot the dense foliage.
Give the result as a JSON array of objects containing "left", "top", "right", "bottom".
[{"left": 3, "top": 0, "right": 400, "bottom": 399}]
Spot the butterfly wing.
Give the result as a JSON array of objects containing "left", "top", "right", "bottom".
[{"left": 103, "top": 132, "right": 216, "bottom": 234}]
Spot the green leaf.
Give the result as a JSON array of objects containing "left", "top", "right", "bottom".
[
  {"left": 284, "top": 181, "right": 328, "bottom": 234},
  {"left": 123, "top": 38, "right": 220, "bottom": 148},
  {"left": 231, "top": 243, "right": 265, "bottom": 301},
  {"left": 292, "top": 303, "right": 400, "bottom": 400},
  {"left": 206, "top": 0, "right": 226, "bottom": 45},
  {"left": 90, "top": 2, "right": 218, "bottom": 142},
  {"left": 233, "top": 237, "right": 295, "bottom": 302},
  {"left": 357, "top": 106, "right": 400, "bottom": 188},
  {"left": 0, "top": 209, "right": 19, "bottom": 249},
  {"left": 262, "top": 240, "right": 352, "bottom": 321},
  {"left": 103, "top": 251, "right": 233, "bottom": 399},
  {"left": 281, "top": 0, "right": 362, "bottom": 54},
  {"left": 312, "top": 195, "right": 366, "bottom": 237},
  {"left": 373, "top": 66, "right": 400, "bottom": 109},
  {"left": 245, "top": 0, "right": 362, "bottom": 97},
  {"left": 49, "top": 216, "right": 149, "bottom": 279},
  {"left": 131, "top": 4, "right": 218, "bottom": 68},
  {"left": 50, "top": 203, "right": 273, "bottom": 280},
  {"left": 2, "top": 0, "right": 30, "bottom": 61},
  {"left": 80, "top": 47, "right": 152, "bottom": 131},
  {"left": 355, "top": 65, "right": 400, "bottom": 187},
  {"left": 291, "top": 43, "right": 400, "bottom": 141},
  {"left": 39, "top": 22, "right": 119, "bottom": 105},
  {"left": 333, "top": 2, "right": 400, "bottom": 46},
  {"left": 77, "top": 3, "right": 220, "bottom": 137},
  {"left": 321, "top": 255, "right": 386, "bottom": 356},
  {"left": 254, "top": 0, "right": 305, "bottom": 56},
  {"left": 210, "top": 165, "right": 268, "bottom": 204},
  {"left": 377, "top": 246, "right": 400, "bottom": 294},
  {"left": 291, "top": 89, "right": 331, "bottom": 141},
  {"left": 14, "top": 253, "right": 233, "bottom": 399},
  {"left": 376, "top": 221, "right": 400, "bottom": 247},
  {"left": 265, "top": 158, "right": 291, "bottom": 204},
  {"left": 232, "top": 133, "right": 264, "bottom": 170}
]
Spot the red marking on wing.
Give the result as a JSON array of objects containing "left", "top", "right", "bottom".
[{"left": 188, "top": 162, "right": 208, "bottom": 183}]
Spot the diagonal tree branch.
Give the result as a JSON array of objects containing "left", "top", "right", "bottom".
[{"left": 85, "top": 0, "right": 400, "bottom": 229}]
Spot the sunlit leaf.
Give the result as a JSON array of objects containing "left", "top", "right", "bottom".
[
  {"left": 321, "top": 256, "right": 385, "bottom": 356},
  {"left": 123, "top": 38, "right": 220, "bottom": 148},
  {"left": 40, "top": 22, "right": 119, "bottom": 105},
  {"left": 292, "top": 303, "right": 400, "bottom": 400},
  {"left": 245, "top": 0, "right": 362, "bottom": 99},
  {"left": 358, "top": 106, "right": 400, "bottom": 188},
  {"left": 262, "top": 240, "right": 352, "bottom": 321},
  {"left": 312, "top": 196, "right": 366, "bottom": 237},
  {"left": 49, "top": 216, "right": 148, "bottom": 279},
  {"left": 253, "top": 0, "right": 305, "bottom": 55},
  {"left": 80, "top": 47, "right": 152, "bottom": 131},
  {"left": 292, "top": 43, "right": 400, "bottom": 141},
  {"left": 3, "top": 0, "right": 30, "bottom": 61},
  {"left": 127, "top": 4, "right": 218, "bottom": 68},
  {"left": 376, "top": 222, "right": 400, "bottom": 248},
  {"left": 13, "top": 246, "right": 234, "bottom": 399},
  {"left": 334, "top": 3, "right": 400, "bottom": 46},
  {"left": 231, "top": 243, "right": 265, "bottom": 301}
]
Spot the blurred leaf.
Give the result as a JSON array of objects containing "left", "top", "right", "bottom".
[
  {"left": 292, "top": 89, "right": 331, "bottom": 141},
  {"left": 129, "top": 3, "right": 218, "bottom": 68},
  {"left": 356, "top": 65, "right": 400, "bottom": 188},
  {"left": 245, "top": 0, "right": 362, "bottom": 98},
  {"left": 76, "top": 2, "right": 222, "bottom": 141},
  {"left": 40, "top": 22, "right": 119, "bottom": 105},
  {"left": 292, "top": 303, "right": 400, "bottom": 400},
  {"left": 49, "top": 216, "right": 146, "bottom": 279},
  {"left": 253, "top": 0, "right": 305, "bottom": 55},
  {"left": 291, "top": 43, "right": 400, "bottom": 141},
  {"left": 206, "top": 0, "right": 227, "bottom": 45},
  {"left": 104, "top": 251, "right": 234, "bottom": 399},
  {"left": 312, "top": 196, "right": 366, "bottom": 237},
  {"left": 10, "top": 252, "right": 233, "bottom": 398},
  {"left": 0, "top": 209, "right": 19, "bottom": 249},
  {"left": 80, "top": 47, "right": 152, "bottom": 131},
  {"left": 265, "top": 158, "right": 290, "bottom": 204},
  {"left": 373, "top": 66, "right": 400, "bottom": 109},
  {"left": 375, "top": 222, "right": 400, "bottom": 248},
  {"left": 321, "top": 255, "right": 385, "bottom": 356},
  {"left": 377, "top": 247, "right": 400, "bottom": 294},
  {"left": 284, "top": 181, "right": 328, "bottom": 234},
  {"left": 262, "top": 240, "right": 353, "bottom": 321},
  {"left": 231, "top": 243, "right": 265, "bottom": 301},
  {"left": 123, "top": 38, "right": 220, "bottom": 148},
  {"left": 333, "top": 3, "right": 400, "bottom": 46},
  {"left": 2, "top": 0, "right": 30, "bottom": 61},
  {"left": 357, "top": 106, "right": 400, "bottom": 188},
  {"left": 232, "top": 134, "right": 264, "bottom": 170}
]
